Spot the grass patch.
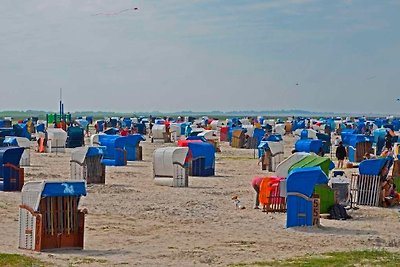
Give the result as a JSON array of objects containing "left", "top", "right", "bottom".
[
  {"left": 0, "top": 253, "right": 47, "bottom": 267},
  {"left": 230, "top": 250, "right": 400, "bottom": 267}
]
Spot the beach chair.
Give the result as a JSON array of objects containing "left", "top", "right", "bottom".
[
  {"left": 18, "top": 181, "right": 87, "bottom": 251},
  {"left": 231, "top": 130, "right": 245, "bottom": 148},
  {"left": 98, "top": 135, "right": 127, "bottom": 166},
  {"left": 259, "top": 177, "right": 286, "bottom": 213},
  {"left": 153, "top": 147, "right": 189, "bottom": 187},
  {"left": 187, "top": 142, "right": 215, "bottom": 177},
  {"left": 124, "top": 134, "right": 146, "bottom": 161},
  {"left": 3, "top": 136, "right": 31, "bottom": 166},
  {"left": 70, "top": 147, "right": 106, "bottom": 184},
  {"left": 349, "top": 158, "right": 387, "bottom": 207},
  {"left": 286, "top": 167, "right": 327, "bottom": 228},
  {"left": 0, "top": 147, "right": 25, "bottom": 191},
  {"left": 45, "top": 128, "right": 67, "bottom": 153}
]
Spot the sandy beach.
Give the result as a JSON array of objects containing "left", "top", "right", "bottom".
[{"left": 1, "top": 135, "right": 399, "bottom": 266}]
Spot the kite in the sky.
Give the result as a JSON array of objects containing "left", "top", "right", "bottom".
[{"left": 92, "top": 7, "right": 138, "bottom": 16}]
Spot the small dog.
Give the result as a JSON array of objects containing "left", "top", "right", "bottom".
[{"left": 231, "top": 196, "right": 245, "bottom": 209}]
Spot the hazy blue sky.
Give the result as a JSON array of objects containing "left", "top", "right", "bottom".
[{"left": 1, "top": 0, "right": 399, "bottom": 114}]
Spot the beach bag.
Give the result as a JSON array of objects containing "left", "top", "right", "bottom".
[{"left": 328, "top": 204, "right": 352, "bottom": 220}]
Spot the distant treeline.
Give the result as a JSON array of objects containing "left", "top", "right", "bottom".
[{"left": 0, "top": 110, "right": 393, "bottom": 121}]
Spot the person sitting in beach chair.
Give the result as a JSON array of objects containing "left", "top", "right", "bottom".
[
  {"left": 364, "top": 152, "right": 376, "bottom": 160},
  {"left": 381, "top": 178, "right": 400, "bottom": 207}
]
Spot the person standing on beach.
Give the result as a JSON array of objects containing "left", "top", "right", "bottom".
[
  {"left": 148, "top": 116, "right": 153, "bottom": 138},
  {"left": 251, "top": 177, "right": 264, "bottom": 209},
  {"left": 336, "top": 141, "right": 346, "bottom": 168},
  {"left": 385, "top": 131, "right": 393, "bottom": 150}
]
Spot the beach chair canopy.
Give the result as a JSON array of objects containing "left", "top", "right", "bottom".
[
  {"left": 21, "top": 181, "right": 86, "bottom": 211},
  {"left": 126, "top": 134, "right": 146, "bottom": 145},
  {"left": 98, "top": 135, "right": 126, "bottom": 159},
  {"left": 287, "top": 167, "right": 329, "bottom": 197},
  {"left": 288, "top": 155, "right": 334, "bottom": 176},
  {"left": 348, "top": 134, "right": 373, "bottom": 147},
  {"left": 187, "top": 142, "right": 215, "bottom": 169},
  {"left": 186, "top": 136, "right": 207, "bottom": 142},
  {"left": 295, "top": 139, "right": 323, "bottom": 154},
  {"left": 42, "top": 181, "right": 86, "bottom": 198},
  {"left": 358, "top": 158, "right": 387, "bottom": 176},
  {"left": 46, "top": 128, "right": 67, "bottom": 143},
  {"left": 71, "top": 146, "right": 105, "bottom": 165},
  {"left": 0, "top": 147, "right": 24, "bottom": 166},
  {"left": 197, "top": 130, "right": 218, "bottom": 140},
  {"left": 75, "top": 119, "right": 89, "bottom": 129},
  {"left": 104, "top": 127, "right": 120, "bottom": 135},
  {"left": 153, "top": 147, "right": 188, "bottom": 177},
  {"left": 3, "top": 136, "right": 30, "bottom": 148},
  {"left": 152, "top": 124, "right": 166, "bottom": 139},
  {"left": 275, "top": 152, "right": 310, "bottom": 178}
]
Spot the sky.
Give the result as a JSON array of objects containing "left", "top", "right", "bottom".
[{"left": 1, "top": 0, "right": 399, "bottom": 114}]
